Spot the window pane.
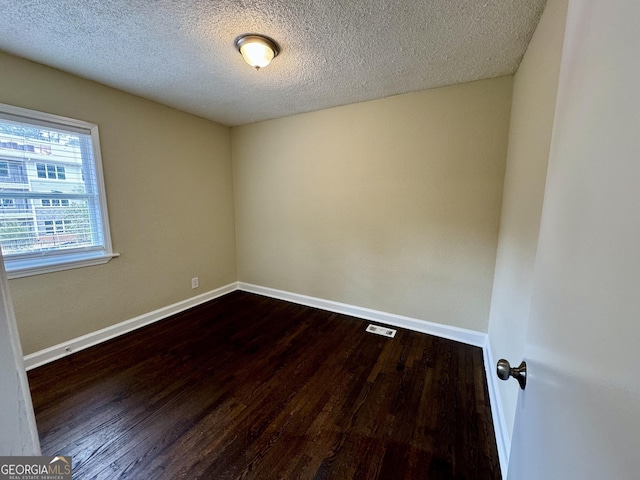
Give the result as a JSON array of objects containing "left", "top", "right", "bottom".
[
  {"left": 0, "top": 162, "right": 8, "bottom": 177},
  {"left": 36, "top": 164, "right": 46, "bottom": 178},
  {"left": 61, "top": 199, "right": 69, "bottom": 207},
  {"left": 41, "top": 199, "right": 50, "bottom": 206},
  {"left": 56, "top": 165, "right": 66, "bottom": 180},
  {"left": 46, "top": 164, "right": 56, "bottom": 179}
]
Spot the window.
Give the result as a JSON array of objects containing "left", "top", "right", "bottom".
[
  {"left": 40, "top": 198, "right": 70, "bottom": 207},
  {"left": 0, "top": 103, "right": 117, "bottom": 278},
  {"left": 36, "top": 163, "right": 66, "bottom": 180},
  {"left": 43, "top": 219, "right": 72, "bottom": 234}
]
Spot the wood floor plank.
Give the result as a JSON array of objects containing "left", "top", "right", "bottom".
[{"left": 28, "top": 291, "right": 500, "bottom": 479}]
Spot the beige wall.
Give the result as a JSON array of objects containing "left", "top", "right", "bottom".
[
  {"left": 232, "top": 77, "right": 512, "bottom": 332},
  {"left": 0, "top": 52, "right": 237, "bottom": 355},
  {"left": 487, "top": 0, "right": 568, "bottom": 438}
]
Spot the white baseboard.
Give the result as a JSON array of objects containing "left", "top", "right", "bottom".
[
  {"left": 237, "top": 282, "right": 486, "bottom": 347},
  {"left": 23, "top": 282, "right": 238, "bottom": 371},
  {"left": 483, "top": 337, "right": 511, "bottom": 478}
]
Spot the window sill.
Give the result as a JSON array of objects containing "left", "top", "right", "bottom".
[{"left": 5, "top": 251, "right": 120, "bottom": 279}]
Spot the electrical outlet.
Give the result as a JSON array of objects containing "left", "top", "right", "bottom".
[{"left": 191, "top": 277, "right": 199, "bottom": 289}]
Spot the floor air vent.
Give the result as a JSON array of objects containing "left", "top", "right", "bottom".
[{"left": 365, "top": 324, "right": 397, "bottom": 338}]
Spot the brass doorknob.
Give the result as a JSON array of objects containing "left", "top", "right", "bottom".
[{"left": 496, "top": 359, "right": 527, "bottom": 390}]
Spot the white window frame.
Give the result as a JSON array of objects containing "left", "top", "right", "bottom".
[{"left": 0, "top": 103, "right": 118, "bottom": 279}]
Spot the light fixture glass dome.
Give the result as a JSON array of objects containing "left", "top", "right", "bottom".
[{"left": 235, "top": 35, "right": 279, "bottom": 70}]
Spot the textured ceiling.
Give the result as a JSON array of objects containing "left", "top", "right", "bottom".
[{"left": 0, "top": 0, "right": 546, "bottom": 126}]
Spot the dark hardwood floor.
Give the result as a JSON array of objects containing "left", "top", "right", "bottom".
[{"left": 28, "top": 291, "right": 500, "bottom": 479}]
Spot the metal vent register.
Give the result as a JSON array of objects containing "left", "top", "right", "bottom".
[{"left": 365, "top": 324, "right": 397, "bottom": 338}]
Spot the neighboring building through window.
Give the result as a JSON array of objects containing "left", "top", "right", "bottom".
[{"left": 0, "top": 103, "right": 116, "bottom": 278}]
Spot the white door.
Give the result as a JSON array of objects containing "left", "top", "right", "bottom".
[
  {"left": 507, "top": 0, "right": 640, "bottom": 478},
  {"left": 0, "top": 252, "right": 40, "bottom": 455}
]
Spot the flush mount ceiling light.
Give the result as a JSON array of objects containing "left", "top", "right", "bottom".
[{"left": 235, "top": 34, "right": 280, "bottom": 70}]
